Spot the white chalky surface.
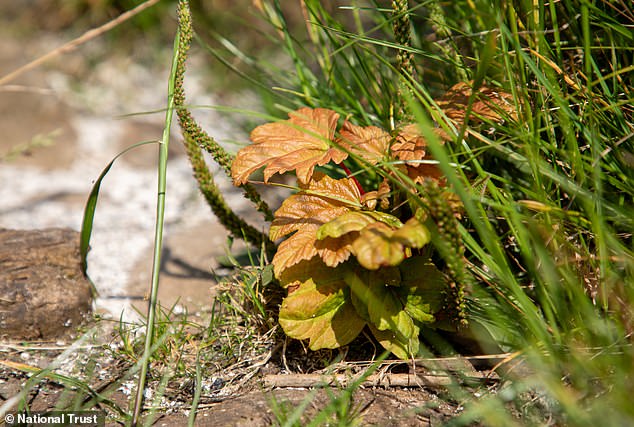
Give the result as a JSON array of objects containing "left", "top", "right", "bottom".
[{"left": 0, "top": 41, "right": 258, "bottom": 320}]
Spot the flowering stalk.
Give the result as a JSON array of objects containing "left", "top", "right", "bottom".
[
  {"left": 392, "top": 0, "right": 415, "bottom": 121},
  {"left": 175, "top": 0, "right": 274, "bottom": 250}
]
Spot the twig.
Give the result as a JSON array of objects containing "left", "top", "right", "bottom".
[
  {"left": 0, "top": 85, "right": 54, "bottom": 95},
  {"left": 322, "top": 353, "right": 514, "bottom": 369},
  {"left": 262, "top": 371, "right": 497, "bottom": 389},
  {"left": 0, "top": 0, "right": 161, "bottom": 86},
  {"left": 0, "top": 343, "right": 98, "bottom": 351}
]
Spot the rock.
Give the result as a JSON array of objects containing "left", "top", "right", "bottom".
[{"left": 0, "top": 228, "right": 93, "bottom": 340}]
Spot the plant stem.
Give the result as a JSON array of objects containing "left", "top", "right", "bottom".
[
  {"left": 341, "top": 163, "right": 365, "bottom": 195},
  {"left": 130, "top": 23, "right": 181, "bottom": 427}
]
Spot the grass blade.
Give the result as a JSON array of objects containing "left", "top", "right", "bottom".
[
  {"left": 130, "top": 17, "right": 181, "bottom": 427},
  {"left": 79, "top": 139, "right": 158, "bottom": 276}
]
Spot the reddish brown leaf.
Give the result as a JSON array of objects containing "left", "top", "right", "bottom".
[
  {"left": 390, "top": 124, "right": 446, "bottom": 184},
  {"left": 360, "top": 181, "right": 391, "bottom": 210},
  {"left": 377, "top": 179, "right": 391, "bottom": 209},
  {"left": 337, "top": 121, "right": 391, "bottom": 165},
  {"left": 269, "top": 173, "right": 362, "bottom": 277},
  {"left": 231, "top": 108, "right": 347, "bottom": 185},
  {"left": 437, "top": 81, "right": 516, "bottom": 125}
]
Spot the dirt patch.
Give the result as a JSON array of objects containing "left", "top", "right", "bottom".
[
  {"left": 125, "top": 221, "right": 226, "bottom": 313},
  {"left": 0, "top": 15, "right": 251, "bottom": 322},
  {"left": 0, "top": 371, "right": 460, "bottom": 426},
  {"left": 0, "top": 323, "right": 472, "bottom": 426},
  {"left": 155, "top": 388, "right": 457, "bottom": 426}
]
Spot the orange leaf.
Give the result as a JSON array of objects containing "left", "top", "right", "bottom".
[
  {"left": 337, "top": 121, "right": 391, "bottom": 165},
  {"left": 352, "top": 222, "right": 405, "bottom": 270},
  {"left": 437, "top": 81, "right": 516, "bottom": 125},
  {"left": 316, "top": 233, "right": 360, "bottom": 267},
  {"left": 269, "top": 172, "right": 361, "bottom": 240},
  {"left": 270, "top": 173, "right": 362, "bottom": 277},
  {"left": 271, "top": 225, "right": 359, "bottom": 278},
  {"left": 390, "top": 124, "right": 446, "bottom": 183},
  {"left": 272, "top": 225, "right": 322, "bottom": 278},
  {"left": 231, "top": 107, "right": 346, "bottom": 185}
]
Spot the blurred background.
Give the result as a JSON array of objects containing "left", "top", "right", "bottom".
[{"left": 0, "top": 0, "right": 300, "bottom": 319}]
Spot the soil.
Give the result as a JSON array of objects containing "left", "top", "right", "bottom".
[
  {"left": 0, "top": 323, "right": 476, "bottom": 426},
  {"left": 0, "top": 5, "right": 494, "bottom": 426}
]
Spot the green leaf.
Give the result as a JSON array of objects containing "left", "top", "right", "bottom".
[
  {"left": 350, "top": 291, "right": 370, "bottom": 323},
  {"left": 398, "top": 257, "right": 447, "bottom": 324},
  {"left": 366, "top": 278, "right": 412, "bottom": 333},
  {"left": 402, "top": 293, "right": 436, "bottom": 324},
  {"left": 260, "top": 264, "right": 275, "bottom": 287},
  {"left": 368, "top": 323, "right": 420, "bottom": 360},
  {"left": 368, "top": 266, "right": 402, "bottom": 287},
  {"left": 279, "top": 277, "right": 365, "bottom": 350},
  {"left": 344, "top": 267, "right": 420, "bottom": 359},
  {"left": 277, "top": 256, "right": 341, "bottom": 288},
  {"left": 349, "top": 267, "right": 401, "bottom": 323},
  {"left": 316, "top": 211, "right": 402, "bottom": 240}
]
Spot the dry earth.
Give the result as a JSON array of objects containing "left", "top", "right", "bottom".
[{"left": 0, "top": 15, "right": 264, "bottom": 319}]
